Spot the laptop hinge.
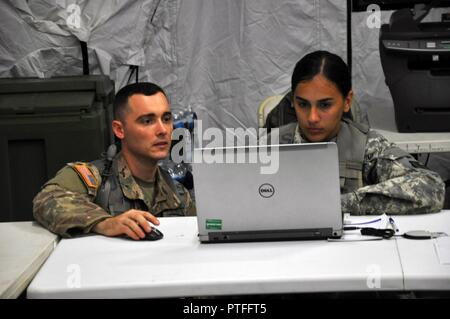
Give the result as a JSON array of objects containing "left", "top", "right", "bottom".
[{"left": 204, "top": 228, "right": 338, "bottom": 243}]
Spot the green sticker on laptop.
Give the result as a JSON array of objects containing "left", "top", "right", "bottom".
[{"left": 206, "top": 219, "right": 222, "bottom": 230}]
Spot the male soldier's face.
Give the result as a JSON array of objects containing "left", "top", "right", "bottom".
[
  {"left": 114, "top": 92, "right": 173, "bottom": 163},
  {"left": 293, "top": 74, "right": 351, "bottom": 142}
]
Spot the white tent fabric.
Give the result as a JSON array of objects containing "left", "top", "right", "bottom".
[
  {"left": 170, "top": 0, "right": 347, "bottom": 130},
  {"left": 2, "top": 1, "right": 448, "bottom": 131},
  {"left": 1, "top": 0, "right": 448, "bottom": 199},
  {"left": 0, "top": 0, "right": 154, "bottom": 79},
  {"left": 352, "top": 10, "right": 393, "bottom": 128},
  {"left": 0, "top": 0, "right": 347, "bottom": 130}
]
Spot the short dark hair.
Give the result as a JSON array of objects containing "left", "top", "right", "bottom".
[
  {"left": 113, "top": 82, "right": 167, "bottom": 121},
  {"left": 291, "top": 51, "right": 351, "bottom": 98}
]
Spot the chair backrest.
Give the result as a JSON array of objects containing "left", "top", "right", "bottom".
[{"left": 257, "top": 95, "right": 284, "bottom": 128}]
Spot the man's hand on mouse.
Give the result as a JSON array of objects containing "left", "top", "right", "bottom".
[{"left": 93, "top": 209, "right": 160, "bottom": 240}]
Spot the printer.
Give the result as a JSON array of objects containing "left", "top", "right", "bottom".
[{"left": 380, "top": 3, "right": 450, "bottom": 132}]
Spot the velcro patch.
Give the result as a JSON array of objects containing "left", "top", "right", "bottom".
[{"left": 72, "top": 163, "right": 98, "bottom": 189}]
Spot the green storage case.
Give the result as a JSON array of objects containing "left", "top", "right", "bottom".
[{"left": 0, "top": 75, "right": 114, "bottom": 222}]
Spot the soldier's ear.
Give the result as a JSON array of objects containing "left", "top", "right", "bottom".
[
  {"left": 112, "top": 120, "right": 125, "bottom": 140},
  {"left": 343, "top": 90, "right": 353, "bottom": 113}
]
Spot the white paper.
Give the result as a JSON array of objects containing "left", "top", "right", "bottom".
[
  {"left": 434, "top": 237, "right": 450, "bottom": 265},
  {"left": 328, "top": 229, "right": 383, "bottom": 242},
  {"left": 344, "top": 213, "right": 400, "bottom": 231},
  {"left": 328, "top": 234, "right": 383, "bottom": 242}
]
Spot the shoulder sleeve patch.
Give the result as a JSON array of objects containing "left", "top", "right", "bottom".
[{"left": 70, "top": 163, "right": 99, "bottom": 190}]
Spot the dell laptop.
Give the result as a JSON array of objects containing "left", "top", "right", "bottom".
[{"left": 192, "top": 143, "right": 343, "bottom": 243}]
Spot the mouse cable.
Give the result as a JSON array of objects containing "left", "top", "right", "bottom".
[{"left": 343, "top": 227, "right": 395, "bottom": 239}]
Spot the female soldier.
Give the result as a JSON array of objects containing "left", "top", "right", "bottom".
[{"left": 277, "top": 50, "right": 445, "bottom": 215}]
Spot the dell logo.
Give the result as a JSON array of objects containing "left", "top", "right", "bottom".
[{"left": 258, "top": 183, "right": 275, "bottom": 198}]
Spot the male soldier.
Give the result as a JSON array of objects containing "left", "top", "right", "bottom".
[
  {"left": 33, "top": 82, "right": 195, "bottom": 239},
  {"left": 275, "top": 51, "right": 445, "bottom": 215}
]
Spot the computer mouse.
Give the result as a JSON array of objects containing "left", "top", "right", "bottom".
[{"left": 142, "top": 227, "right": 164, "bottom": 241}]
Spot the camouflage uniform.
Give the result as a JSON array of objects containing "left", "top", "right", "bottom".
[
  {"left": 275, "top": 118, "right": 445, "bottom": 215},
  {"left": 33, "top": 152, "right": 196, "bottom": 237}
]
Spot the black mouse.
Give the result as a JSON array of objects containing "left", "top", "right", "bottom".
[{"left": 142, "top": 228, "right": 164, "bottom": 241}]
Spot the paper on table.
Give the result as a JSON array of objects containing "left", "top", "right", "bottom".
[
  {"left": 344, "top": 213, "right": 393, "bottom": 229},
  {"left": 333, "top": 213, "right": 398, "bottom": 242},
  {"left": 434, "top": 237, "right": 450, "bottom": 265},
  {"left": 328, "top": 231, "right": 383, "bottom": 242}
]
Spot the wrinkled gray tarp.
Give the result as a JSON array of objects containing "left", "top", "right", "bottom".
[
  {"left": 1, "top": 0, "right": 448, "bottom": 181},
  {"left": 0, "top": 0, "right": 155, "bottom": 85},
  {"left": 0, "top": 0, "right": 346, "bottom": 130}
]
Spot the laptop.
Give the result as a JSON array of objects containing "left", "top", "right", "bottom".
[{"left": 191, "top": 143, "right": 343, "bottom": 243}]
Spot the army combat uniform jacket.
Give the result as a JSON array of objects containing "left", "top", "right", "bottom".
[
  {"left": 33, "top": 152, "right": 196, "bottom": 237},
  {"left": 274, "top": 118, "right": 445, "bottom": 215}
]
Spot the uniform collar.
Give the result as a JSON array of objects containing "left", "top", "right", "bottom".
[
  {"left": 293, "top": 124, "right": 303, "bottom": 143},
  {"left": 116, "top": 153, "right": 146, "bottom": 202},
  {"left": 295, "top": 123, "right": 339, "bottom": 143},
  {"left": 116, "top": 152, "right": 181, "bottom": 211},
  {"left": 153, "top": 168, "right": 182, "bottom": 212}
]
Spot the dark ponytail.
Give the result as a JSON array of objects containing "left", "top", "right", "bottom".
[{"left": 291, "top": 51, "right": 351, "bottom": 98}]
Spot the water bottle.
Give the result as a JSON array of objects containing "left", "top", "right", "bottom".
[{"left": 172, "top": 110, "right": 185, "bottom": 130}]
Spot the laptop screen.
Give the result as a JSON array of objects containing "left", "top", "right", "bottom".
[{"left": 191, "top": 143, "right": 343, "bottom": 243}]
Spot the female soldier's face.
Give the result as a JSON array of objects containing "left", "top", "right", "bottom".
[{"left": 293, "top": 73, "right": 352, "bottom": 142}]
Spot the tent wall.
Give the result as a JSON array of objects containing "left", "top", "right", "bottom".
[
  {"left": 1, "top": 0, "right": 347, "bottom": 130},
  {"left": 1, "top": 1, "right": 448, "bottom": 206}
]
